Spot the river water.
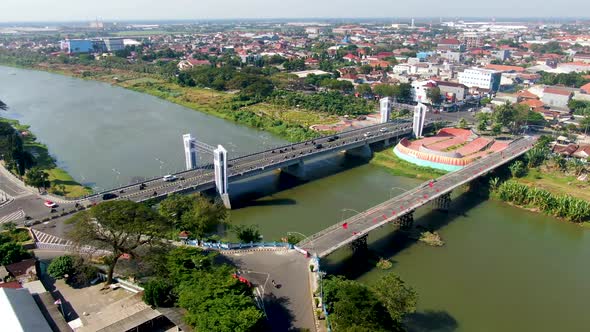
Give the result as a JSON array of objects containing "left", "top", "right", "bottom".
[{"left": 2, "top": 66, "right": 590, "bottom": 332}]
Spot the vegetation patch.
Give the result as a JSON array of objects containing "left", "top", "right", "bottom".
[{"left": 371, "top": 148, "right": 447, "bottom": 179}]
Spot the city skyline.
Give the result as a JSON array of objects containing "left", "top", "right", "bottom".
[{"left": 1, "top": 0, "right": 590, "bottom": 22}]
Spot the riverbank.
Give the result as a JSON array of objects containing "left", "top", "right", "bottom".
[
  {"left": 0, "top": 117, "right": 91, "bottom": 198},
  {"left": 0, "top": 61, "right": 325, "bottom": 142},
  {"left": 370, "top": 148, "right": 447, "bottom": 180}
]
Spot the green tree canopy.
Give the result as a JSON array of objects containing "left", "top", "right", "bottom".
[
  {"left": 371, "top": 273, "right": 418, "bottom": 324},
  {"left": 0, "top": 234, "right": 30, "bottom": 266},
  {"left": 233, "top": 224, "right": 261, "bottom": 243},
  {"left": 47, "top": 255, "right": 75, "bottom": 279},
  {"left": 67, "top": 200, "right": 171, "bottom": 284},
  {"left": 179, "top": 194, "right": 229, "bottom": 239},
  {"left": 24, "top": 167, "right": 50, "bottom": 192}
]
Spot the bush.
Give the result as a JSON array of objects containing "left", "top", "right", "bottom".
[
  {"left": 47, "top": 255, "right": 75, "bottom": 279},
  {"left": 143, "top": 278, "right": 176, "bottom": 307}
]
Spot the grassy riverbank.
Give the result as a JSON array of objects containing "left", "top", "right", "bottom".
[
  {"left": 370, "top": 148, "right": 447, "bottom": 180},
  {"left": 0, "top": 117, "right": 91, "bottom": 198}
]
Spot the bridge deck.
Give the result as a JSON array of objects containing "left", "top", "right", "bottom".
[
  {"left": 81, "top": 118, "right": 441, "bottom": 203},
  {"left": 297, "top": 136, "right": 536, "bottom": 258}
]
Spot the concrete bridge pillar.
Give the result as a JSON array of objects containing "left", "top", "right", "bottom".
[
  {"left": 398, "top": 210, "right": 415, "bottom": 230},
  {"left": 350, "top": 234, "right": 368, "bottom": 255},
  {"left": 346, "top": 144, "right": 373, "bottom": 159},
  {"left": 434, "top": 192, "right": 452, "bottom": 212},
  {"left": 282, "top": 159, "right": 306, "bottom": 178},
  {"left": 214, "top": 145, "right": 231, "bottom": 209}
]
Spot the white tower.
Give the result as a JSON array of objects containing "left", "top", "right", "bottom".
[
  {"left": 183, "top": 134, "right": 197, "bottom": 170},
  {"left": 413, "top": 102, "right": 427, "bottom": 137},
  {"left": 213, "top": 145, "right": 231, "bottom": 209},
  {"left": 379, "top": 97, "right": 392, "bottom": 124},
  {"left": 411, "top": 18, "right": 415, "bottom": 28}
]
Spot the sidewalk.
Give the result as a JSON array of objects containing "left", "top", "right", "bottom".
[{"left": 0, "top": 162, "right": 79, "bottom": 203}]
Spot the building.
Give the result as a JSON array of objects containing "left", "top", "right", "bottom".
[
  {"left": 542, "top": 87, "right": 573, "bottom": 108},
  {"left": 411, "top": 80, "right": 437, "bottom": 103},
  {"left": 492, "top": 50, "right": 510, "bottom": 62},
  {"left": 102, "top": 38, "right": 125, "bottom": 52},
  {"left": 0, "top": 288, "right": 52, "bottom": 332},
  {"left": 60, "top": 39, "right": 95, "bottom": 54},
  {"left": 437, "top": 39, "right": 465, "bottom": 52},
  {"left": 573, "top": 53, "right": 590, "bottom": 64},
  {"left": 458, "top": 68, "right": 502, "bottom": 92},
  {"left": 436, "top": 81, "right": 469, "bottom": 102}
]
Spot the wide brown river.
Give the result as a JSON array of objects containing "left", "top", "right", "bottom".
[{"left": 3, "top": 66, "right": 590, "bottom": 331}]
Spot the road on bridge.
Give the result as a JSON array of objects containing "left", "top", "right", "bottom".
[{"left": 298, "top": 136, "right": 537, "bottom": 258}]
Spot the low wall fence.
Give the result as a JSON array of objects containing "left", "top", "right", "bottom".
[{"left": 186, "top": 240, "right": 292, "bottom": 251}]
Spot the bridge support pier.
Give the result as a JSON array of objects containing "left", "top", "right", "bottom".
[
  {"left": 350, "top": 234, "right": 368, "bottom": 255},
  {"left": 282, "top": 159, "right": 306, "bottom": 178},
  {"left": 434, "top": 192, "right": 452, "bottom": 212},
  {"left": 346, "top": 144, "right": 372, "bottom": 159},
  {"left": 398, "top": 210, "right": 414, "bottom": 230}
]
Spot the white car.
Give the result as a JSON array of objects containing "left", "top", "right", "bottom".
[
  {"left": 379, "top": 128, "right": 388, "bottom": 133},
  {"left": 163, "top": 175, "right": 177, "bottom": 182},
  {"left": 364, "top": 132, "right": 373, "bottom": 138},
  {"left": 44, "top": 200, "right": 57, "bottom": 208}
]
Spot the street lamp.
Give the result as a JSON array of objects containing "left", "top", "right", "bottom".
[
  {"left": 340, "top": 208, "right": 361, "bottom": 222},
  {"left": 111, "top": 168, "right": 121, "bottom": 189},
  {"left": 389, "top": 186, "right": 410, "bottom": 199},
  {"left": 155, "top": 157, "right": 166, "bottom": 176}
]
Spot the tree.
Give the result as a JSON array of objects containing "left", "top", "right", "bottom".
[
  {"left": 393, "top": 83, "right": 413, "bottom": 101},
  {"left": 67, "top": 200, "right": 171, "bottom": 284},
  {"left": 158, "top": 194, "right": 198, "bottom": 227},
  {"left": 24, "top": 167, "right": 49, "bottom": 192},
  {"left": 0, "top": 99, "right": 7, "bottom": 111},
  {"left": 233, "top": 225, "right": 261, "bottom": 243},
  {"left": 323, "top": 276, "right": 400, "bottom": 331},
  {"left": 2, "top": 221, "right": 16, "bottom": 232},
  {"left": 47, "top": 255, "right": 75, "bottom": 279},
  {"left": 373, "top": 84, "right": 396, "bottom": 97},
  {"left": 509, "top": 160, "right": 526, "bottom": 178},
  {"left": 426, "top": 87, "right": 442, "bottom": 104},
  {"left": 458, "top": 118, "right": 468, "bottom": 129},
  {"left": 143, "top": 278, "right": 176, "bottom": 307},
  {"left": 580, "top": 115, "right": 590, "bottom": 135},
  {"left": 371, "top": 273, "right": 418, "bottom": 324},
  {"left": 356, "top": 84, "right": 373, "bottom": 96},
  {"left": 359, "top": 65, "right": 373, "bottom": 74},
  {"left": 0, "top": 234, "right": 30, "bottom": 266},
  {"left": 179, "top": 194, "right": 228, "bottom": 239}
]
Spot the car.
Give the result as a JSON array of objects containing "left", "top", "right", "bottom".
[
  {"left": 379, "top": 128, "right": 388, "bottom": 133},
  {"left": 315, "top": 143, "right": 323, "bottom": 149},
  {"left": 44, "top": 200, "right": 57, "bottom": 208},
  {"left": 327, "top": 137, "right": 336, "bottom": 142},
  {"left": 363, "top": 132, "right": 373, "bottom": 138},
  {"left": 102, "top": 193, "right": 118, "bottom": 200},
  {"left": 163, "top": 174, "right": 177, "bottom": 182}
]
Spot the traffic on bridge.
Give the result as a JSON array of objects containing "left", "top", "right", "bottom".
[{"left": 297, "top": 136, "right": 537, "bottom": 258}]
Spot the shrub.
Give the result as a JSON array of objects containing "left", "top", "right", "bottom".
[
  {"left": 47, "top": 255, "right": 75, "bottom": 279},
  {"left": 143, "top": 278, "right": 176, "bottom": 307}
]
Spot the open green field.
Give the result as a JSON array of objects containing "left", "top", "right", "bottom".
[
  {"left": 516, "top": 167, "right": 590, "bottom": 202},
  {"left": 370, "top": 148, "right": 447, "bottom": 180}
]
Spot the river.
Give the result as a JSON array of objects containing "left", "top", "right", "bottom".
[{"left": 2, "top": 66, "right": 590, "bottom": 332}]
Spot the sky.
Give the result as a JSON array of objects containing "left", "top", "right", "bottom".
[{"left": 1, "top": 0, "right": 589, "bottom": 22}]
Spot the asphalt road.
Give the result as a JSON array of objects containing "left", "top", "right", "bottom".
[
  {"left": 299, "top": 136, "right": 537, "bottom": 257},
  {"left": 225, "top": 250, "right": 315, "bottom": 332}
]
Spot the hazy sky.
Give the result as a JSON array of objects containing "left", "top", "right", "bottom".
[{"left": 1, "top": 0, "right": 589, "bottom": 22}]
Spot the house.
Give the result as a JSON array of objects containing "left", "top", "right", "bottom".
[
  {"left": 435, "top": 81, "right": 469, "bottom": 102},
  {"left": 573, "top": 145, "right": 590, "bottom": 159},
  {"left": 437, "top": 38, "right": 465, "bottom": 52},
  {"left": 0, "top": 288, "right": 52, "bottom": 332},
  {"left": 541, "top": 87, "right": 573, "bottom": 109},
  {"left": 580, "top": 82, "right": 590, "bottom": 94},
  {"left": 484, "top": 64, "right": 525, "bottom": 73},
  {"left": 5, "top": 259, "right": 37, "bottom": 284},
  {"left": 573, "top": 53, "right": 590, "bottom": 64},
  {"left": 552, "top": 143, "right": 578, "bottom": 156},
  {"left": 342, "top": 53, "right": 361, "bottom": 63},
  {"left": 177, "top": 58, "right": 211, "bottom": 71},
  {"left": 519, "top": 99, "right": 545, "bottom": 112}
]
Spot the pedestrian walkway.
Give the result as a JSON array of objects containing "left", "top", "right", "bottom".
[
  {"left": 0, "top": 209, "right": 24, "bottom": 224},
  {"left": 31, "top": 228, "right": 73, "bottom": 246}
]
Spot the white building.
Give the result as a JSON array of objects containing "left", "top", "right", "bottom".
[
  {"left": 411, "top": 80, "right": 437, "bottom": 103},
  {"left": 0, "top": 288, "right": 52, "bottom": 332},
  {"left": 458, "top": 68, "right": 502, "bottom": 91}
]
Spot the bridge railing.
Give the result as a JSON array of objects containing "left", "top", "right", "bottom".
[
  {"left": 186, "top": 240, "right": 292, "bottom": 251},
  {"left": 299, "top": 137, "right": 536, "bottom": 251}
]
